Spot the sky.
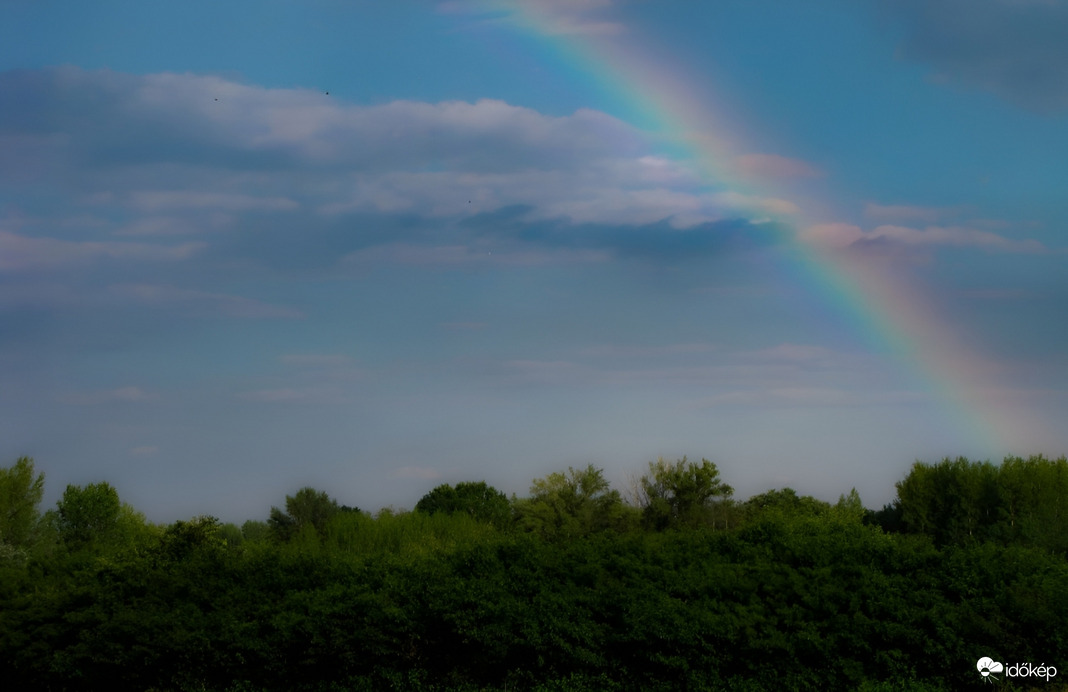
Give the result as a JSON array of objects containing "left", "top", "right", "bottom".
[{"left": 1, "top": 0, "right": 1066, "bottom": 523}]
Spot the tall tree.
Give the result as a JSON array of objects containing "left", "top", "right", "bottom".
[
  {"left": 517, "top": 464, "right": 629, "bottom": 538},
  {"left": 268, "top": 487, "right": 341, "bottom": 541},
  {"left": 55, "top": 481, "right": 122, "bottom": 549},
  {"left": 0, "top": 457, "right": 45, "bottom": 549},
  {"left": 640, "top": 457, "right": 733, "bottom": 530}
]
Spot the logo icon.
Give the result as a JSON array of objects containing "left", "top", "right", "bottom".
[{"left": 977, "top": 657, "right": 1004, "bottom": 682}]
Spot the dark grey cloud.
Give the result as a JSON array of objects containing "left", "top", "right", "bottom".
[
  {"left": 881, "top": 0, "right": 1068, "bottom": 113},
  {"left": 462, "top": 206, "right": 774, "bottom": 262}
]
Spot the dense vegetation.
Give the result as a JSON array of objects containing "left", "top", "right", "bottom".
[{"left": 1, "top": 455, "right": 1066, "bottom": 691}]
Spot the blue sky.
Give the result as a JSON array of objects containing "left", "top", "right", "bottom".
[{"left": 1, "top": 0, "right": 1066, "bottom": 522}]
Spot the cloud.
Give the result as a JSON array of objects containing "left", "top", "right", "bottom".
[
  {"left": 1, "top": 67, "right": 761, "bottom": 245},
  {"left": 744, "top": 343, "right": 838, "bottom": 363},
  {"left": 863, "top": 203, "right": 951, "bottom": 223},
  {"left": 0, "top": 230, "right": 204, "bottom": 272},
  {"left": 439, "top": 0, "right": 625, "bottom": 35},
  {"left": 694, "top": 387, "right": 926, "bottom": 408},
  {"left": 128, "top": 191, "right": 299, "bottom": 213},
  {"left": 0, "top": 67, "right": 646, "bottom": 174},
  {"left": 881, "top": 0, "right": 1068, "bottom": 112},
  {"left": 0, "top": 67, "right": 790, "bottom": 290},
  {"left": 237, "top": 387, "right": 345, "bottom": 404},
  {"left": 712, "top": 191, "right": 801, "bottom": 216},
  {"left": 580, "top": 342, "right": 717, "bottom": 358},
  {"left": 800, "top": 222, "right": 1045, "bottom": 253},
  {"left": 60, "top": 386, "right": 158, "bottom": 405},
  {"left": 108, "top": 284, "right": 303, "bottom": 319},
  {"left": 342, "top": 242, "right": 610, "bottom": 268},
  {"left": 735, "top": 153, "right": 823, "bottom": 180},
  {"left": 278, "top": 354, "right": 354, "bottom": 367}
]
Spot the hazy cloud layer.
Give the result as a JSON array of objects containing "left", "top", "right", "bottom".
[
  {"left": 735, "top": 153, "right": 824, "bottom": 181},
  {"left": 883, "top": 0, "right": 1068, "bottom": 112},
  {"left": 438, "top": 0, "right": 625, "bottom": 36},
  {"left": 801, "top": 222, "right": 1045, "bottom": 253}
]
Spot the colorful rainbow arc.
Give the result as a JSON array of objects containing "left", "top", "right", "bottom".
[{"left": 463, "top": 0, "right": 1052, "bottom": 456}]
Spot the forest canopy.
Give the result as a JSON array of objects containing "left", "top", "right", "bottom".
[{"left": 1, "top": 454, "right": 1065, "bottom": 691}]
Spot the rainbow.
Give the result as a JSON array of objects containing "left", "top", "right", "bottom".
[{"left": 459, "top": 0, "right": 1052, "bottom": 457}]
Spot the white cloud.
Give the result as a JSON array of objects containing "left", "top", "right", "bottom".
[{"left": 128, "top": 191, "right": 299, "bottom": 213}]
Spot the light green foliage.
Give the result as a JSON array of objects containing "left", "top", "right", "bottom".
[
  {"left": 51, "top": 481, "right": 152, "bottom": 553},
  {"left": 415, "top": 481, "right": 511, "bottom": 527},
  {"left": 639, "top": 456, "right": 734, "bottom": 530},
  {"left": 0, "top": 456, "right": 45, "bottom": 549},
  {"left": 517, "top": 464, "right": 631, "bottom": 539},
  {"left": 835, "top": 487, "right": 866, "bottom": 521}
]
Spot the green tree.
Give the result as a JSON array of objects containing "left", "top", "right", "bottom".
[
  {"left": 742, "top": 487, "right": 831, "bottom": 522},
  {"left": 55, "top": 481, "right": 122, "bottom": 549},
  {"left": 268, "top": 486, "right": 341, "bottom": 541},
  {"left": 241, "top": 519, "right": 270, "bottom": 543},
  {"left": 834, "top": 487, "right": 866, "bottom": 521},
  {"left": 517, "top": 464, "right": 630, "bottom": 539},
  {"left": 640, "top": 456, "right": 733, "bottom": 530},
  {"left": 415, "top": 481, "right": 511, "bottom": 527},
  {"left": 0, "top": 456, "right": 45, "bottom": 549},
  {"left": 896, "top": 457, "right": 1000, "bottom": 547}
]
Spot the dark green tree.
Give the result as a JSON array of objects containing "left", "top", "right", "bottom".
[
  {"left": 896, "top": 457, "right": 1000, "bottom": 547},
  {"left": 268, "top": 486, "right": 341, "bottom": 541},
  {"left": 415, "top": 481, "right": 511, "bottom": 526},
  {"left": 55, "top": 481, "right": 122, "bottom": 549},
  {"left": 741, "top": 487, "right": 831, "bottom": 521},
  {"left": 241, "top": 519, "right": 270, "bottom": 543}
]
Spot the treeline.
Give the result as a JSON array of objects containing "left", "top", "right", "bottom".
[{"left": 0, "top": 455, "right": 1066, "bottom": 691}]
